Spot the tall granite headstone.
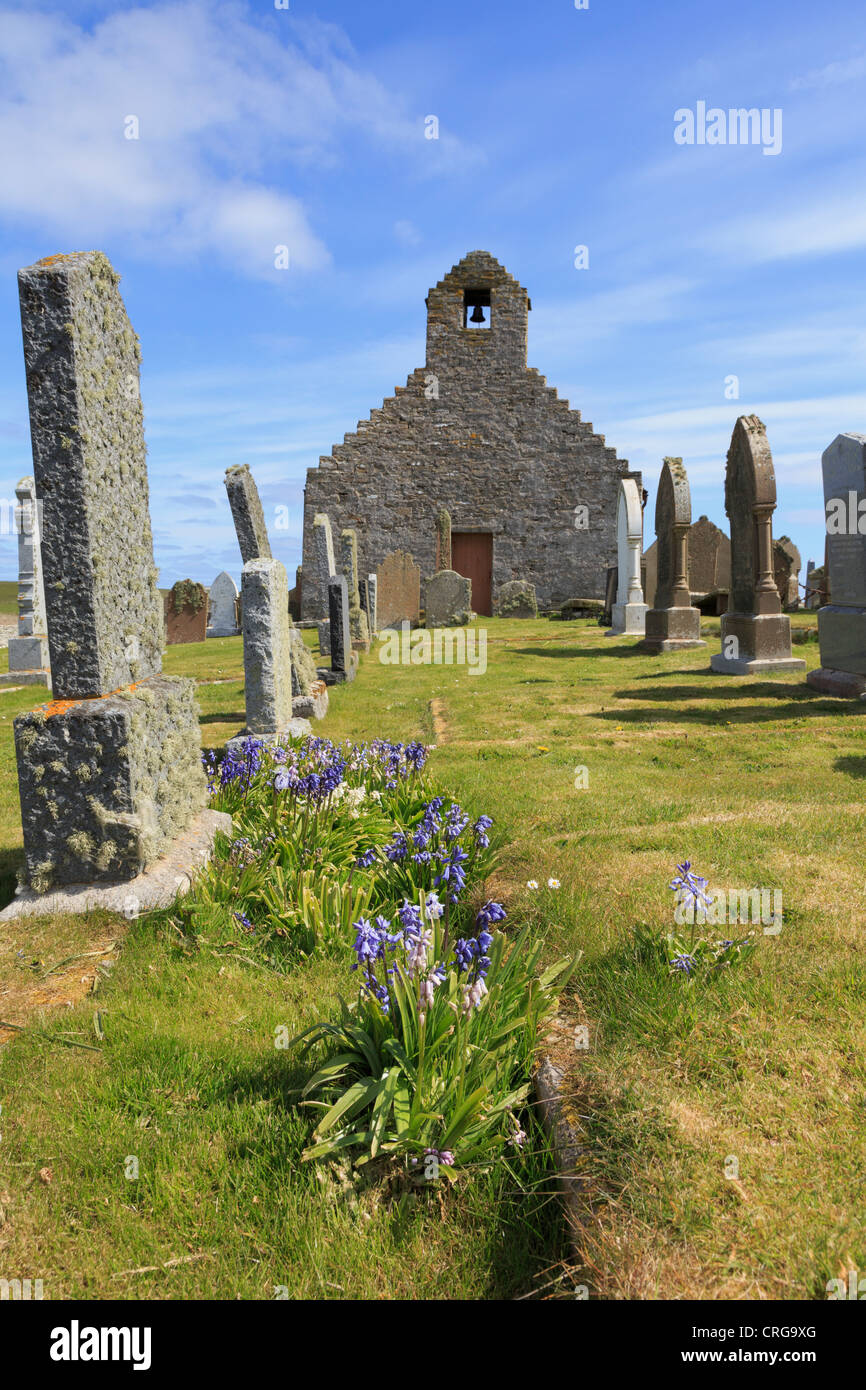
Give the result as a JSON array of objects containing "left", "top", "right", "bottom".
[
  {"left": 13, "top": 251, "right": 207, "bottom": 892},
  {"left": 206, "top": 570, "right": 240, "bottom": 637},
  {"left": 225, "top": 464, "right": 272, "bottom": 565},
  {"left": 640, "top": 458, "right": 705, "bottom": 652},
  {"left": 309, "top": 512, "right": 337, "bottom": 623},
  {"left": 0, "top": 476, "right": 51, "bottom": 686},
  {"left": 324, "top": 574, "right": 356, "bottom": 684},
  {"left": 807, "top": 432, "right": 866, "bottom": 697},
  {"left": 340, "top": 527, "right": 370, "bottom": 650},
  {"left": 710, "top": 416, "right": 804, "bottom": 674},
  {"left": 227, "top": 558, "right": 302, "bottom": 750},
  {"left": 606, "top": 477, "right": 647, "bottom": 636}
]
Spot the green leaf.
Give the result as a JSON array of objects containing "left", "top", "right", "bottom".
[{"left": 315, "top": 1076, "right": 383, "bottom": 1136}]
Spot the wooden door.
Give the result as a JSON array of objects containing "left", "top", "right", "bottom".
[{"left": 451, "top": 532, "right": 493, "bottom": 616}]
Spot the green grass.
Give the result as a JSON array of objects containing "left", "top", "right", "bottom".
[
  {"left": 0, "top": 580, "right": 18, "bottom": 617},
  {"left": 1, "top": 614, "right": 864, "bottom": 1299}
]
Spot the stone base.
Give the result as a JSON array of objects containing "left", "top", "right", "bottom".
[
  {"left": 806, "top": 666, "right": 866, "bottom": 698},
  {"left": 225, "top": 719, "right": 312, "bottom": 755},
  {"left": 606, "top": 601, "right": 648, "bottom": 637},
  {"left": 206, "top": 625, "right": 240, "bottom": 639},
  {"left": 710, "top": 612, "right": 805, "bottom": 674},
  {"left": 13, "top": 675, "right": 207, "bottom": 891},
  {"left": 0, "top": 809, "right": 232, "bottom": 922},
  {"left": 0, "top": 669, "right": 50, "bottom": 686},
  {"left": 292, "top": 679, "right": 329, "bottom": 721},
  {"left": 317, "top": 652, "right": 358, "bottom": 685},
  {"left": 815, "top": 606, "right": 866, "bottom": 676},
  {"left": 640, "top": 605, "right": 705, "bottom": 652}
]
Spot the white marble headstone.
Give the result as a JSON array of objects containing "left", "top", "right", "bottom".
[
  {"left": 607, "top": 477, "right": 647, "bottom": 637},
  {"left": 206, "top": 570, "right": 239, "bottom": 637}
]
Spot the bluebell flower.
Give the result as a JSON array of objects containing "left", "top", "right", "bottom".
[
  {"left": 356, "top": 846, "right": 377, "bottom": 869},
  {"left": 669, "top": 861, "right": 712, "bottom": 912},
  {"left": 670, "top": 952, "right": 697, "bottom": 975}
]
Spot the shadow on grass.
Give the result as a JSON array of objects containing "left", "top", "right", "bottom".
[
  {"left": 0, "top": 844, "right": 23, "bottom": 910},
  {"left": 512, "top": 644, "right": 647, "bottom": 660},
  {"left": 834, "top": 756, "right": 866, "bottom": 778},
  {"left": 199, "top": 711, "right": 246, "bottom": 725},
  {"left": 607, "top": 685, "right": 862, "bottom": 723}
]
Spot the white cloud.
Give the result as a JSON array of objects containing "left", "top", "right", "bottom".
[
  {"left": 791, "top": 54, "right": 866, "bottom": 90},
  {"left": 0, "top": 1, "right": 441, "bottom": 278}
]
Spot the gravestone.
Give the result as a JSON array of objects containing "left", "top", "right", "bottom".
[
  {"left": 164, "top": 580, "right": 208, "bottom": 645},
  {"left": 376, "top": 551, "right": 421, "bottom": 629},
  {"left": 640, "top": 458, "right": 705, "bottom": 652},
  {"left": 773, "top": 537, "right": 801, "bottom": 611},
  {"left": 12, "top": 250, "right": 212, "bottom": 896},
  {"left": 366, "top": 574, "right": 378, "bottom": 634},
  {"left": 807, "top": 432, "right": 866, "bottom": 697},
  {"left": 426, "top": 570, "right": 472, "bottom": 628},
  {"left": 495, "top": 579, "right": 537, "bottom": 618},
  {"left": 227, "top": 558, "right": 309, "bottom": 750},
  {"left": 319, "top": 574, "right": 356, "bottom": 684},
  {"left": 644, "top": 515, "right": 730, "bottom": 610},
  {"left": 310, "top": 512, "right": 337, "bottom": 621},
  {"left": 0, "top": 476, "right": 51, "bottom": 686},
  {"left": 317, "top": 619, "right": 331, "bottom": 657},
  {"left": 225, "top": 464, "right": 272, "bottom": 564},
  {"left": 340, "top": 527, "right": 370, "bottom": 650},
  {"left": 436, "top": 507, "right": 452, "bottom": 571},
  {"left": 804, "top": 559, "right": 819, "bottom": 609},
  {"left": 206, "top": 571, "right": 240, "bottom": 637},
  {"left": 606, "top": 477, "right": 647, "bottom": 636},
  {"left": 710, "top": 417, "right": 804, "bottom": 674}
]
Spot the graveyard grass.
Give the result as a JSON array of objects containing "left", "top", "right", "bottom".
[{"left": 0, "top": 613, "right": 864, "bottom": 1300}]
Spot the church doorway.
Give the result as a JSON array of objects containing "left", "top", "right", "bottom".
[{"left": 451, "top": 532, "right": 493, "bottom": 616}]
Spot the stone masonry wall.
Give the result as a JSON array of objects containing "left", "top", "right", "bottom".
[{"left": 301, "top": 251, "right": 635, "bottom": 619}]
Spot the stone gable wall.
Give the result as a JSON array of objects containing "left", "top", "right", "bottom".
[{"left": 301, "top": 252, "right": 633, "bottom": 619}]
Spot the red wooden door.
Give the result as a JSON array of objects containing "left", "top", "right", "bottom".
[{"left": 451, "top": 532, "right": 493, "bottom": 616}]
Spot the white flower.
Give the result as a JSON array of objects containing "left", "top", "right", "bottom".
[
  {"left": 527, "top": 880, "right": 539, "bottom": 890},
  {"left": 425, "top": 891, "right": 445, "bottom": 920},
  {"left": 547, "top": 878, "right": 561, "bottom": 890}
]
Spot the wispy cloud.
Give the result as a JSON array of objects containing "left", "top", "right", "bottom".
[{"left": 791, "top": 53, "right": 866, "bottom": 90}]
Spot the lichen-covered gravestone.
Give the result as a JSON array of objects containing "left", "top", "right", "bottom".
[
  {"left": 606, "top": 477, "right": 647, "bottom": 636},
  {"left": 710, "top": 417, "right": 805, "bottom": 675},
  {"left": 773, "top": 537, "right": 801, "bottom": 611},
  {"left": 310, "top": 513, "right": 337, "bottom": 623},
  {"left": 366, "top": 573, "right": 378, "bottom": 635},
  {"left": 495, "top": 579, "right": 537, "bottom": 618},
  {"left": 640, "top": 458, "right": 705, "bottom": 652},
  {"left": 376, "top": 551, "right": 421, "bottom": 630},
  {"left": 11, "top": 251, "right": 213, "bottom": 898},
  {"left": 206, "top": 571, "right": 239, "bottom": 637},
  {"left": 340, "top": 527, "right": 370, "bottom": 650},
  {"left": 435, "top": 508, "right": 452, "bottom": 572},
  {"left": 807, "top": 432, "right": 866, "bottom": 697},
  {"left": 227, "top": 558, "right": 310, "bottom": 750},
  {"left": 164, "top": 579, "right": 208, "bottom": 645},
  {"left": 0, "top": 476, "right": 51, "bottom": 686},
  {"left": 425, "top": 570, "right": 472, "bottom": 627},
  {"left": 225, "top": 464, "right": 272, "bottom": 564}
]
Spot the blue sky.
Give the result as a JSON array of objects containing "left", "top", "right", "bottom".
[{"left": 0, "top": 0, "right": 864, "bottom": 589}]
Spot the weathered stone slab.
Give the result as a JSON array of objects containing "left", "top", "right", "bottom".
[
  {"left": 495, "top": 579, "right": 537, "bottom": 618},
  {"left": 292, "top": 678, "right": 329, "bottom": 721},
  {"left": 13, "top": 675, "right": 206, "bottom": 890},
  {"left": 774, "top": 537, "right": 801, "bottom": 610},
  {"left": 225, "top": 721, "right": 311, "bottom": 757},
  {"left": 317, "top": 620, "right": 331, "bottom": 657},
  {"left": 207, "top": 571, "right": 239, "bottom": 637},
  {"left": 239, "top": 558, "right": 294, "bottom": 736},
  {"left": 0, "top": 808, "right": 232, "bottom": 921},
  {"left": 306, "top": 513, "right": 336, "bottom": 622},
  {"left": 710, "top": 417, "right": 804, "bottom": 674},
  {"left": 376, "top": 551, "right": 420, "bottom": 629},
  {"left": 606, "top": 477, "right": 647, "bottom": 636},
  {"left": 810, "top": 433, "right": 866, "bottom": 693},
  {"left": 17, "top": 252, "right": 164, "bottom": 698},
  {"left": 328, "top": 574, "right": 352, "bottom": 677},
  {"left": 366, "top": 574, "right": 378, "bottom": 634},
  {"left": 225, "top": 464, "right": 272, "bottom": 565},
  {"left": 426, "top": 569, "right": 472, "bottom": 627},
  {"left": 340, "top": 527, "right": 370, "bottom": 649},
  {"left": 289, "top": 620, "right": 318, "bottom": 696},
  {"left": 436, "top": 508, "right": 452, "bottom": 571},
  {"left": 164, "top": 581, "right": 208, "bottom": 645},
  {"left": 640, "top": 458, "right": 705, "bottom": 652},
  {"left": 0, "top": 477, "right": 51, "bottom": 686}
]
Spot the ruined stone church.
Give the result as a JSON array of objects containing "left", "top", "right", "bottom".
[{"left": 301, "top": 250, "right": 634, "bottom": 618}]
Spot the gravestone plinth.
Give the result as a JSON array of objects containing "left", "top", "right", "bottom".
[
  {"left": 606, "top": 477, "right": 647, "bottom": 636},
  {"left": 14, "top": 251, "right": 210, "bottom": 896},
  {"left": 1, "top": 476, "right": 51, "bottom": 687},
  {"left": 225, "top": 464, "right": 272, "bottom": 564},
  {"left": 15, "top": 677, "right": 206, "bottom": 889},
  {"left": 640, "top": 458, "right": 705, "bottom": 652},
  {"left": 710, "top": 417, "right": 804, "bottom": 675},
  {"left": 425, "top": 569, "right": 472, "bottom": 627},
  {"left": 207, "top": 571, "right": 239, "bottom": 637},
  {"left": 807, "top": 432, "right": 866, "bottom": 697}
]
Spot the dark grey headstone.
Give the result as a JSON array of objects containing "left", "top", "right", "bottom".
[{"left": 328, "top": 575, "right": 351, "bottom": 674}]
